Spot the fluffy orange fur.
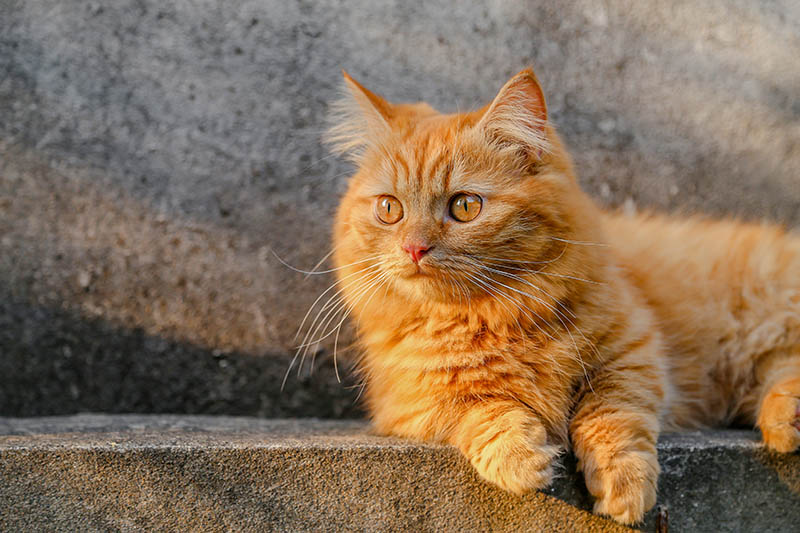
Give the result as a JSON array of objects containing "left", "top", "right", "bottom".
[{"left": 322, "top": 68, "right": 800, "bottom": 525}]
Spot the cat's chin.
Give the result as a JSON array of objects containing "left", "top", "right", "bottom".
[
  {"left": 395, "top": 269, "right": 461, "bottom": 304},
  {"left": 402, "top": 263, "right": 435, "bottom": 278},
  {"left": 400, "top": 284, "right": 453, "bottom": 304}
]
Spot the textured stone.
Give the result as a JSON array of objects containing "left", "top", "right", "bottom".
[
  {"left": 0, "top": 415, "right": 798, "bottom": 532},
  {"left": 1, "top": 1, "right": 799, "bottom": 416}
]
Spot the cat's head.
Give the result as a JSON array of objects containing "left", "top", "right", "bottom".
[{"left": 327, "top": 68, "right": 600, "bottom": 309}]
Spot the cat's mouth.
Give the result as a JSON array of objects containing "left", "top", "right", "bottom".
[
  {"left": 407, "top": 264, "right": 432, "bottom": 277},
  {"left": 399, "top": 261, "right": 439, "bottom": 279}
]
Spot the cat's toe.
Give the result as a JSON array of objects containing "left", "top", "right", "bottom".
[
  {"left": 584, "top": 451, "right": 659, "bottom": 525},
  {"left": 762, "top": 423, "right": 800, "bottom": 453},
  {"left": 759, "top": 395, "right": 800, "bottom": 453},
  {"left": 474, "top": 443, "right": 559, "bottom": 494},
  {"left": 463, "top": 412, "right": 561, "bottom": 494}
]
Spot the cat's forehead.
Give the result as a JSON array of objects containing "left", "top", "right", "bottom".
[{"left": 363, "top": 117, "right": 492, "bottom": 198}]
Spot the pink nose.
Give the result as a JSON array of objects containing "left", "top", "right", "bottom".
[{"left": 402, "top": 242, "right": 432, "bottom": 264}]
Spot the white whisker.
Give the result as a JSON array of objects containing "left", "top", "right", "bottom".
[
  {"left": 331, "top": 272, "right": 391, "bottom": 382},
  {"left": 296, "top": 269, "right": 384, "bottom": 352},
  {"left": 464, "top": 270, "right": 558, "bottom": 343},
  {"left": 470, "top": 243, "right": 568, "bottom": 266},
  {"left": 467, "top": 261, "right": 577, "bottom": 320},
  {"left": 274, "top": 249, "right": 382, "bottom": 275},
  {"left": 546, "top": 236, "right": 609, "bottom": 247},
  {"left": 293, "top": 261, "right": 384, "bottom": 342},
  {"left": 531, "top": 270, "right": 603, "bottom": 285},
  {"left": 462, "top": 257, "right": 597, "bottom": 389},
  {"left": 283, "top": 264, "right": 384, "bottom": 390},
  {"left": 462, "top": 271, "right": 570, "bottom": 377},
  {"left": 304, "top": 246, "right": 338, "bottom": 279}
]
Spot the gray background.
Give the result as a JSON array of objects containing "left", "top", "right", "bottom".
[{"left": 1, "top": 0, "right": 798, "bottom": 417}]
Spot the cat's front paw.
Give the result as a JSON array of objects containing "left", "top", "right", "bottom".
[
  {"left": 582, "top": 450, "right": 659, "bottom": 525},
  {"left": 759, "top": 389, "right": 800, "bottom": 453},
  {"left": 463, "top": 411, "right": 560, "bottom": 494},
  {"left": 471, "top": 439, "right": 559, "bottom": 494}
]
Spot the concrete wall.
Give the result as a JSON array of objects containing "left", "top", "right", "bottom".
[{"left": 1, "top": 0, "right": 799, "bottom": 416}]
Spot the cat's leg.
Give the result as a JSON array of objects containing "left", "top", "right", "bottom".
[
  {"left": 756, "top": 352, "right": 800, "bottom": 453},
  {"left": 569, "top": 338, "right": 666, "bottom": 525},
  {"left": 449, "top": 400, "right": 561, "bottom": 494}
]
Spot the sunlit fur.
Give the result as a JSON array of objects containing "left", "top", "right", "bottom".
[{"left": 322, "top": 68, "right": 800, "bottom": 525}]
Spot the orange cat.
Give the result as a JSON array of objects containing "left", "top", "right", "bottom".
[{"left": 319, "top": 67, "right": 800, "bottom": 524}]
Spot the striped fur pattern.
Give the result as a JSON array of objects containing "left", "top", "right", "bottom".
[{"left": 323, "top": 68, "right": 800, "bottom": 525}]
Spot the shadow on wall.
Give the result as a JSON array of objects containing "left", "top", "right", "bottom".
[
  {"left": 0, "top": 289, "right": 363, "bottom": 418},
  {"left": 1, "top": 143, "right": 365, "bottom": 417}
]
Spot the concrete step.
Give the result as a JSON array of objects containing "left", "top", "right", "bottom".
[{"left": 1, "top": 415, "right": 798, "bottom": 532}]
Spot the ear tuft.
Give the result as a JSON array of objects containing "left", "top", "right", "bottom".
[
  {"left": 478, "top": 68, "right": 550, "bottom": 156},
  {"left": 324, "top": 71, "right": 393, "bottom": 162}
]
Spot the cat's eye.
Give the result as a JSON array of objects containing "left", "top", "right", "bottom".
[
  {"left": 449, "top": 193, "right": 483, "bottom": 222},
  {"left": 375, "top": 195, "right": 404, "bottom": 224}
]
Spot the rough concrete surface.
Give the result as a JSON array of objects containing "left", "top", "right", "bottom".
[
  {"left": 0, "top": 415, "right": 798, "bottom": 533},
  {"left": 1, "top": 1, "right": 799, "bottom": 416}
]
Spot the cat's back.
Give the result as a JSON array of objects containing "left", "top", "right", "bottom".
[
  {"left": 603, "top": 211, "right": 800, "bottom": 302},
  {"left": 601, "top": 210, "right": 800, "bottom": 427}
]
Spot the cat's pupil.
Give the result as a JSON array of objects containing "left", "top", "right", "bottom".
[
  {"left": 449, "top": 193, "right": 482, "bottom": 222},
  {"left": 375, "top": 195, "right": 403, "bottom": 224}
]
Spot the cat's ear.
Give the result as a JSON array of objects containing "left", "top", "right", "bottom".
[
  {"left": 477, "top": 68, "right": 550, "bottom": 156},
  {"left": 325, "top": 71, "right": 394, "bottom": 161}
]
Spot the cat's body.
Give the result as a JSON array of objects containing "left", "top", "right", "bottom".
[
  {"left": 324, "top": 68, "right": 800, "bottom": 524},
  {"left": 607, "top": 212, "right": 800, "bottom": 431}
]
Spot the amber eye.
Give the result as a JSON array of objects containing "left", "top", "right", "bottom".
[
  {"left": 375, "top": 195, "right": 404, "bottom": 224},
  {"left": 449, "top": 193, "right": 482, "bottom": 222}
]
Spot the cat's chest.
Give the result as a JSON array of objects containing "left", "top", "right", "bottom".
[
  {"left": 361, "top": 313, "right": 519, "bottom": 370},
  {"left": 362, "top": 324, "right": 579, "bottom": 440},
  {"left": 360, "top": 312, "right": 573, "bottom": 394}
]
